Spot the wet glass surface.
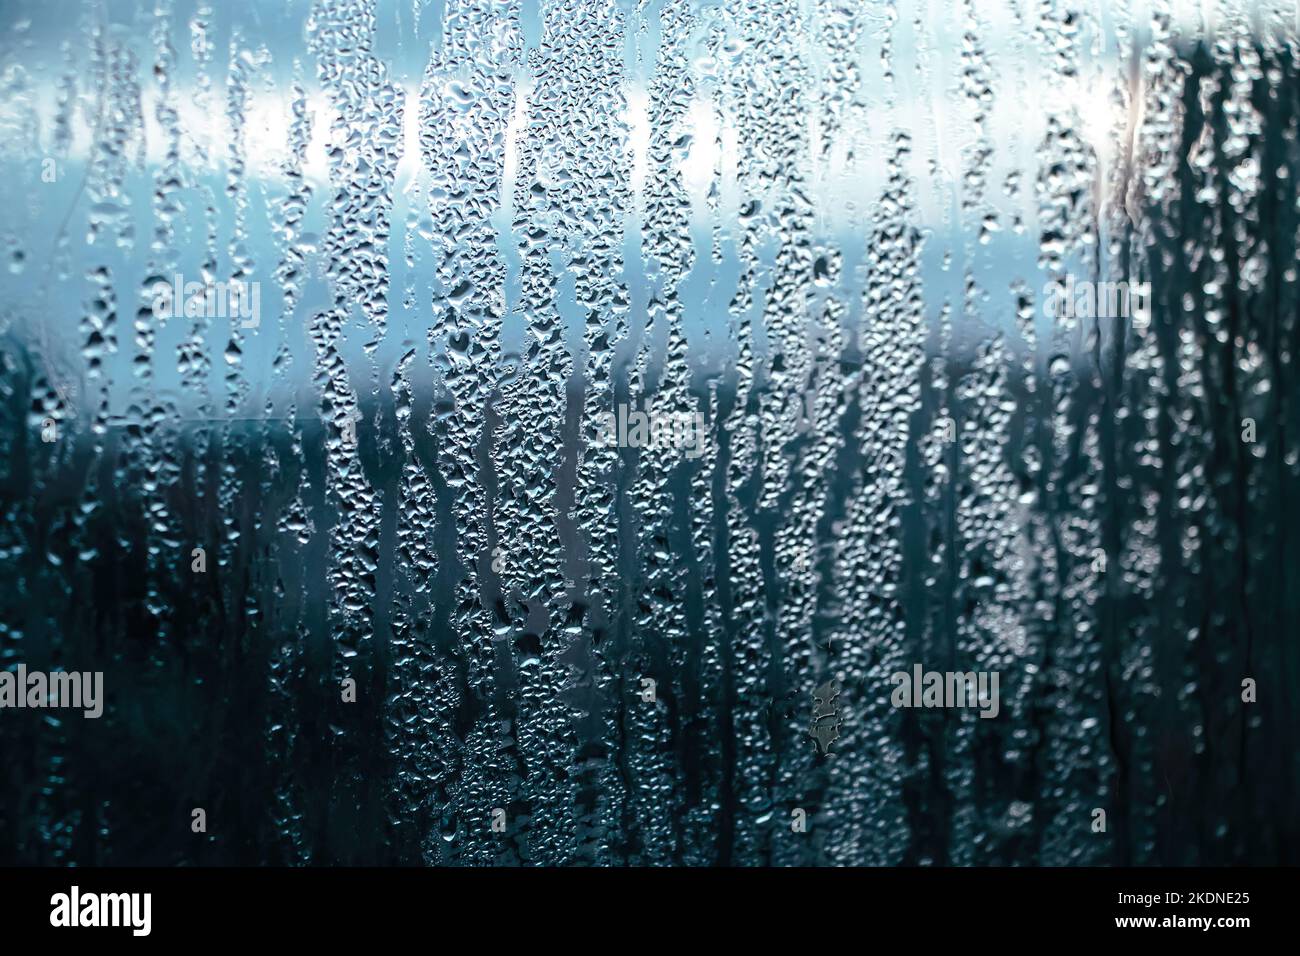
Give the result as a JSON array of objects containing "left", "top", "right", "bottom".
[{"left": 0, "top": 0, "right": 1297, "bottom": 865}]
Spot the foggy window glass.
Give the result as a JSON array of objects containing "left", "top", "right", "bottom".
[{"left": 0, "top": 0, "right": 1296, "bottom": 868}]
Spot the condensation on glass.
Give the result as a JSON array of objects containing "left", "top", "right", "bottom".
[{"left": 0, "top": 0, "right": 1296, "bottom": 866}]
